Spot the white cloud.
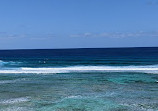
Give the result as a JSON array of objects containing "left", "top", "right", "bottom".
[
  {"left": 0, "top": 33, "right": 55, "bottom": 40},
  {"left": 0, "top": 33, "right": 26, "bottom": 39},
  {"left": 70, "top": 31, "right": 158, "bottom": 38}
]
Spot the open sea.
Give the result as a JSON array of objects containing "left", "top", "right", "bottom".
[{"left": 0, "top": 47, "right": 158, "bottom": 111}]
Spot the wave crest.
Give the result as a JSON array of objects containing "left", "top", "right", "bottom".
[
  {"left": 0, "top": 65, "right": 158, "bottom": 74},
  {"left": 0, "top": 60, "right": 22, "bottom": 66}
]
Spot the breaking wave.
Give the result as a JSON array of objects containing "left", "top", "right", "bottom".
[
  {"left": 0, "top": 60, "right": 7, "bottom": 66},
  {"left": 0, "top": 60, "right": 22, "bottom": 66},
  {"left": 0, "top": 65, "right": 158, "bottom": 74}
]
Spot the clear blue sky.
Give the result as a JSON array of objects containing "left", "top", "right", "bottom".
[{"left": 0, "top": 0, "right": 158, "bottom": 49}]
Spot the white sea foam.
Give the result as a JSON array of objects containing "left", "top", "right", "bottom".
[
  {"left": 0, "top": 65, "right": 158, "bottom": 74},
  {"left": 0, "top": 78, "right": 27, "bottom": 84},
  {"left": 0, "top": 97, "right": 30, "bottom": 104},
  {"left": 65, "top": 95, "right": 83, "bottom": 99},
  {"left": 1, "top": 107, "right": 32, "bottom": 111}
]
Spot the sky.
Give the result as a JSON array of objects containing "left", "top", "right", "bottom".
[{"left": 0, "top": 0, "right": 158, "bottom": 49}]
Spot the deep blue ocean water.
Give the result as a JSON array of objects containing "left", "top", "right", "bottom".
[{"left": 0, "top": 47, "right": 158, "bottom": 111}]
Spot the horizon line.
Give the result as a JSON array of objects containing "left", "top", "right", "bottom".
[{"left": 0, "top": 46, "right": 158, "bottom": 51}]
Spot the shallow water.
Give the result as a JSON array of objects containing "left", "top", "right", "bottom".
[{"left": 0, "top": 72, "right": 157, "bottom": 111}]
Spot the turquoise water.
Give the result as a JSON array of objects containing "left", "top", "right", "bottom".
[{"left": 0, "top": 48, "right": 158, "bottom": 111}]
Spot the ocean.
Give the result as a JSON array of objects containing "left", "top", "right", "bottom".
[{"left": 0, "top": 47, "right": 158, "bottom": 111}]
